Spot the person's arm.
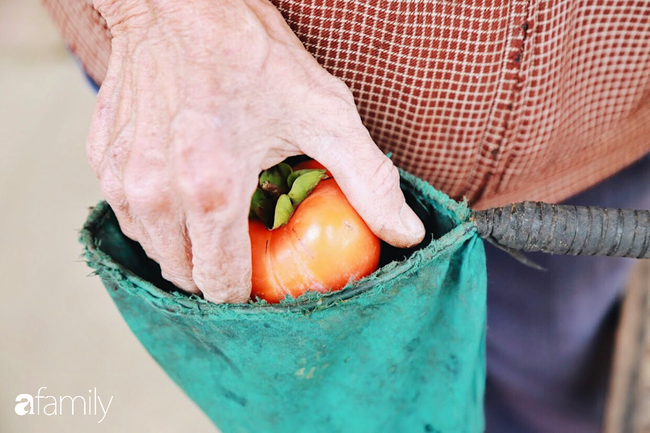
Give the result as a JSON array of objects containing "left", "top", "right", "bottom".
[{"left": 88, "top": 0, "right": 425, "bottom": 303}]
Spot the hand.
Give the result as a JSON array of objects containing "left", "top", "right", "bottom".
[{"left": 88, "top": 0, "right": 426, "bottom": 303}]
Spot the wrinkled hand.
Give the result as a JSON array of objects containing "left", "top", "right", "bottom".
[{"left": 88, "top": 0, "right": 425, "bottom": 303}]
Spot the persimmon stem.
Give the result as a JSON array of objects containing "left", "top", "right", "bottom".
[{"left": 249, "top": 162, "right": 327, "bottom": 229}]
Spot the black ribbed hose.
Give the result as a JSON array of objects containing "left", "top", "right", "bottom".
[{"left": 472, "top": 202, "right": 650, "bottom": 259}]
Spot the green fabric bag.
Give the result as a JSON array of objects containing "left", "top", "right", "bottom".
[{"left": 80, "top": 170, "right": 487, "bottom": 433}]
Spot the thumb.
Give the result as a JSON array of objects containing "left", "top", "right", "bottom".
[{"left": 307, "top": 128, "right": 426, "bottom": 248}]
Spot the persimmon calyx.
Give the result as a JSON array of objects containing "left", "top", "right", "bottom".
[
  {"left": 260, "top": 163, "right": 291, "bottom": 198},
  {"left": 250, "top": 162, "right": 327, "bottom": 229},
  {"left": 272, "top": 194, "right": 294, "bottom": 229}
]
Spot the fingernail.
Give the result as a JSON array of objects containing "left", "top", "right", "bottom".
[{"left": 400, "top": 204, "right": 426, "bottom": 241}]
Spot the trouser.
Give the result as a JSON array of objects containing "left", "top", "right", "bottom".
[{"left": 485, "top": 152, "right": 650, "bottom": 432}]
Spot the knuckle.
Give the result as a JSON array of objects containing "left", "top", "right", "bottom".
[
  {"left": 177, "top": 169, "right": 237, "bottom": 215},
  {"left": 331, "top": 82, "right": 356, "bottom": 108},
  {"left": 370, "top": 158, "right": 401, "bottom": 200},
  {"left": 114, "top": 213, "right": 144, "bottom": 245},
  {"left": 99, "top": 169, "right": 122, "bottom": 201},
  {"left": 141, "top": 244, "right": 160, "bottom": 263},
  {"left": 327, "top": 77, "right": 354, "bottom": 97},
  {"left": 309, "top": 75, "right": 356, "bottom": 109},
  {"left": 161, "top": 269, "right": 198, "bottom": 293},
  {"left": 122, "top": 169, "right": 168, "bottom": 212},
  {"left": 99, "top": 167, "right": 129, "bottom": 212},
  {"left": 119, "top": 221, "right": 140, "bottom": 242}
]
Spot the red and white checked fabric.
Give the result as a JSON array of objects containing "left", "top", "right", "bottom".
[{"left": 43, "top": 0, "right": 650, "bottom": 209}]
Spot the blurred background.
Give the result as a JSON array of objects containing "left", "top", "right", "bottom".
[{"left": 0, "top": 1, "right": 214, "bottom": 432}]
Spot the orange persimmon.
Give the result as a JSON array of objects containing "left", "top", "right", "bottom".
[{"left": 249, "top": 161, "right": 380, "bottom": 303}]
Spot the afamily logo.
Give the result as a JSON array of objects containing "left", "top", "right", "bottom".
[{"left": 15, "top": 387, "right": 113, "bottom": 423}]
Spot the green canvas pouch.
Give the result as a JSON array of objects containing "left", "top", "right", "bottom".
[{"left": 79, "top": 169, "right": 487, "bottom": 433}]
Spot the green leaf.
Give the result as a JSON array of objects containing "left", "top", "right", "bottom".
[
  {"left": 277, "top": 163, "right": 293, "bottom": 182},
  {"left": 272, "top": 194, "right": 295, "bottom": 229},
  {"left": 288, "top": 170, "right": 326, "bottom": 205},
  {"left": 249, "top": 188, "right": 266, "bottom": 219},
  {"left": 260, "top": 163, "right": 292, "bottom": 196},
  {"left": 287, "top": 168, "right": 326, "bottom": 189}
]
